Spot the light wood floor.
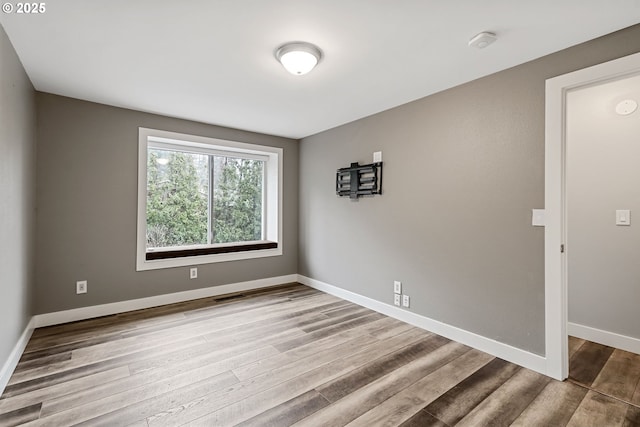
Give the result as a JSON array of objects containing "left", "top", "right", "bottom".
[{"left": 1, "top": 283, "right": 639, "bottom": 426}]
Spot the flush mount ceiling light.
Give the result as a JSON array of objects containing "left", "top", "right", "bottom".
[
  {"left": 615, "top": 99, "right": 638, "bottom": 116},
  {"left": 275, "top": 42, "right": 322, "bottom": 76},
  {"left": 468, "top": 32, "right": 497, "bottom": 49}
]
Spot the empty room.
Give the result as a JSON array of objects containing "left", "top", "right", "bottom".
[{"left": 2, "top": 2, "right": 640, "bottom": 426}]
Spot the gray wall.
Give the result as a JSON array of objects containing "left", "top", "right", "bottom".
[
  {"left": 0, "top": 26, "right": 35, "bottom": 365},
  {"left": 299, "top": 24, "right": 640, "bottom": 356},
  {"left": 34, "top": 93, "right": 298, "bottom": 314},
  {"left": 567, "top": 74, "right": 640, "bottom": 339}
]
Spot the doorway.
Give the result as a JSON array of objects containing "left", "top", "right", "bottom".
[
  {"left": 544, "top": 51, "right": 640, "bottom": 381},
  {"left": 564, "top": 74, "right": 640, "bottom": 405}
]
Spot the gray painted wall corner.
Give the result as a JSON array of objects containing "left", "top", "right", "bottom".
[{"left": 0, "top": 24, "right": 36, "bottom": 367}]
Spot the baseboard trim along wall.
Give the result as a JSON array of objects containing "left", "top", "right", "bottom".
[
  {"left": 3, "top": 272, "right": 550, "bottom": 397},
  {"left": 569, "top": 322, "right": 640, "bottom": 355},
  {"left": 32, "top": 274, "right": 298, "bottom": 328},
  {"left": 298, "top": 274, "right": 548, "bottom": 377},
  {"left": 0, "top": 318, "right": 36, "bottom": 397}
]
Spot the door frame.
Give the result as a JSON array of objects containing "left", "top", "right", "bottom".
[{"left": 544, "top": 51, "right": 640, "bottom": 380}]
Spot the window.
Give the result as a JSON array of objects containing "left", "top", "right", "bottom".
[{"left": 137, "top": 128, "right": 282, "bottom": 271}]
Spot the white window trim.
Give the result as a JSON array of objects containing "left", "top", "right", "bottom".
[{"left": 136, "top": 127, "right": 283, "bottom": 271}]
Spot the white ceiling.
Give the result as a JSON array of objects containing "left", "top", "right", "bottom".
[{"left": 1, "top": 1, "right": 639, "bottom": 139}]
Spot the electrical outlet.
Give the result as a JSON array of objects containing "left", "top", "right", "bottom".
[
  {"left": 394, "top": 281, "right": 402, "bottom": 294},
  {"left": 402, "top": 294, "right": 410, "bottom": 308},
  {"left": 76, "top": 280, "right": 87, "bottom": 294},
  {"left": 190, "top": 267, "right": 198, "bottom": 279},
  {"left": 394, "top": 294, "right": 401, "bottom": 306}
]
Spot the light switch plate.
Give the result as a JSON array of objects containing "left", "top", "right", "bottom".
[
  {"left": 616, "top": 210, "right": 631, "bottom": 226},
  {"left": 373, "top": 151, "right": 382, "bottom": 163},
  {"left": 76, "top": 280, "right": 87, "bottom": 294},
  {"left": 532, "top": 209, "right": 545, "bottom": 227}
]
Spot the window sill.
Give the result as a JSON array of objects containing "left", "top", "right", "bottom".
[
  {"left": 137, "top": 242, "right": 281, "bottom": 271},
  {"left": 145, "top": 241, "right": 278, "bottom": 261}
]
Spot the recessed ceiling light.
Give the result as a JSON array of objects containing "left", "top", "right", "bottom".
[
  {"left": 468, "top": 32, "right": 497, "bottom": 49},
  {"left": 275, "top": 42, "right": 322, "bottom": 76},
  {"left": 615, "top": 99, "right": 638, "bottom": 116}
]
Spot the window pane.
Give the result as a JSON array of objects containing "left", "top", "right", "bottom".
[
  {"left": 146, "top": 149, "right": 209, "bottom": 249},
  {"left": 212, "top": 156, "right": 264, "bottom": 243}
]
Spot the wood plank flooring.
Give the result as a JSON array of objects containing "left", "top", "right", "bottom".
[
  {"left": 1, "top": 283, "right": 639, "bottom": 426},
  {"left": 569, "top": 336, "right": 640, "bottom": 408}
]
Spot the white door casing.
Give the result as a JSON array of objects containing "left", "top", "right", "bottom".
[{"left": 544, "top": 51, "right": 640, "bottom": 380}]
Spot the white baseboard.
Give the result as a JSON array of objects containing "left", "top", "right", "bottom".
[
  {"left": 569, "top": 322, "right": 640, "bottom": 355},
  {"left": 298, "top": 274, "right": 548, "bottom": 377},
  {"left": 0, "top": 318, "right": 35, "bottom": 396},
  {"left": 3, "top": 272, "right": 551, "bottom": 398},
  {"left": 33, "top": 274, "right": 298, "bottom": 328}
]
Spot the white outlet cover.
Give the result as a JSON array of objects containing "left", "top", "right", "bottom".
[
  {"left": 393, "top": 294, "right": 401, "bottom": 306},
  {"left": 402, "top": 295, "right": 410, "bottom": 308},
  {"left": 373, "top": 151, "right": 382, "bottom": 163},
  {"left": 394, "top": 281, "right": 402, "bottom": 294},
  {"left": 190, "top": 267, "right": 198, "bottom": 279}
]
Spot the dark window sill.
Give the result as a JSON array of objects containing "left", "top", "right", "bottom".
[{"left": 145, "top": 241, "right": 278, "bottom": 261}]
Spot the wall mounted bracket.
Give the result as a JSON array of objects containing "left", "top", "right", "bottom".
[{"left": 336, "top": 161, "right": 383, "bottom": 199}]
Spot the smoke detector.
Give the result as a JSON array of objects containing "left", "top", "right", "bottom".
[
  {"left": 468, "top": 32, "right": 497, "bottom": 49},
  {"left": 615, "top": 99, "right": 638, "bottom": 116}
]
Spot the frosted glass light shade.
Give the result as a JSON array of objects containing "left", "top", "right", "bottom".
[
  {"left": 279, "top": 50, "right": 317, "bottom": 75},
  {"left": 276, "top": 42, "right": 322, "bottom": 76}
]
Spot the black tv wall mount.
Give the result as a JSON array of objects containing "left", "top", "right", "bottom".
[{"left": 336, "top": 161, "right": 383, "bottom": 199}]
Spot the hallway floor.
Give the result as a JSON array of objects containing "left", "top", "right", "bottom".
[{"left": 569, "top": 336, "right": 640, "bottom": 408}]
